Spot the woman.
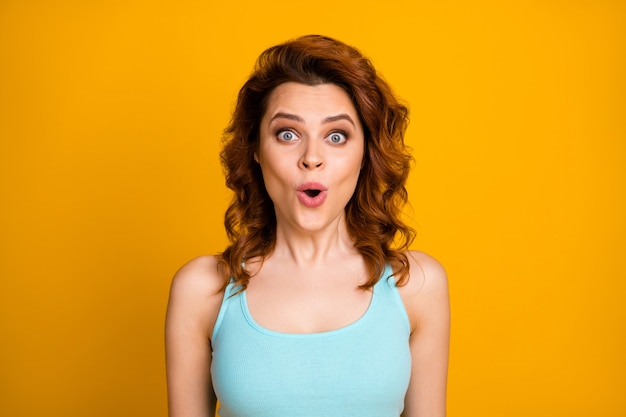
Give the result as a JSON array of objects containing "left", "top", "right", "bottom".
[{"left": 166, "top": 35, "right": 449, "bottom": 417}]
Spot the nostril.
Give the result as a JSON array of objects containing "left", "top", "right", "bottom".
[
  {"left": 301, "top": 148, "right": 323, "bottom": 168},
  {"left": 301, "top": 159, "right": 323, "bottom": 169}
]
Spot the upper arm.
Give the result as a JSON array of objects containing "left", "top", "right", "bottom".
[
  {"left": 399, "top": 251, "right": 450, "bottom": 417},
  {"left": 165, "top": 256, "right": 225, "bottom": 417}
]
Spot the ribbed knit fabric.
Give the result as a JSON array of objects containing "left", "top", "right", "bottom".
[{"left": 211, "top": 264, "right": 411, "bottom": 417}]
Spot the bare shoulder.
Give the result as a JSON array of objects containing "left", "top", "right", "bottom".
[
  {"left": 398, "top": 250, "right": 450, "bottom": 332},
  {"left": 170, "top": 255, "right": 226, "bottom": 296},
  {"left": 166, "top": 255, "right": 227, "bottom": 340},
  {"left": 399, "top": 251, "right": 450, "bottom": 416},
  {"left": 403, "top": 250, "right": 448, "bottom": 292}
]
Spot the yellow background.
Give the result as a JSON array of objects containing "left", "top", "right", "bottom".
[{"left": 1, "top": 1, "right": 624, "bottom": 416}]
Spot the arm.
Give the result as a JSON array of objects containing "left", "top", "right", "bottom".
[
  {"left": 400, "top": 251, "right": 450, "bottom": 417},
  {"left": 165, "top": 256, "right": 225, "bottom": 417}
]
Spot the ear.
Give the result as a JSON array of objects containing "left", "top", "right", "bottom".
[{"left": 253, "top": 152, "right": 259, "bottom": 163}]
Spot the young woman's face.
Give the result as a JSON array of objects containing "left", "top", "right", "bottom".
[{"left": 256, "top": 82, "right": 365, "bottom": 234}]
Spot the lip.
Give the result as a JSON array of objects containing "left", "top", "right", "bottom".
[{"left": 296, "top": 182, "right": 328, "bottom": 208}]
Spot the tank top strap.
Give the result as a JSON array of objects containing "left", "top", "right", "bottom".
[
  {"left": 373, "top": 263, "right": 411, "bottom": 334},
  {"left": 212, "top": 279, "right": 241, "bottom": 342}
]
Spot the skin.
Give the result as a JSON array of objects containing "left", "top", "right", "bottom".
[{"left": 165, "top": 82, "right": 450, "bottom": 417}]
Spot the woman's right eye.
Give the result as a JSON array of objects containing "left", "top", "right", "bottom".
[{"left": 277, "top": 130, "right": 297, "bottom": 141}]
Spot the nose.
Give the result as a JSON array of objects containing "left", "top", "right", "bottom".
[{"left": 300, "top": 139, "right": 324, "bottom": 170}]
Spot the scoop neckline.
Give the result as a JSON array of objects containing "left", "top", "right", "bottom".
[{"left": 240, "top": 285, "right": 377, "bottom": 339}]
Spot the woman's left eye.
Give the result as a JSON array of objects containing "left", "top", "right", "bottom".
[{"left": 328, "top": 132, "right": 347, "bottom": 144}]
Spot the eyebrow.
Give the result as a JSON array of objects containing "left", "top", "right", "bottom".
[
  {"left": 270, "top": 112, "right": 304, "bottom": 123},
  {"left": 269, "top": 112, "right": 356, "bottom": 127},
  {"left": 323, "top": 114, "right": 355, "bottom": 127}
]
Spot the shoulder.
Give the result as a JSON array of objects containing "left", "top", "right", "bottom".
[
  {"left": 397, "top": 250, "right": 448, "bottom": 296},
  {"left": 397, "top": 250, "right": 449, "bottom": 333},
  {"left": 166, "top": 255, "right": 228, "bottom": 340},
  {"left": 397, "top": 251, "right": 450, "bottom": 416},
  {"left": 170, "top": 255, "right": 226, "bottom": 296}
]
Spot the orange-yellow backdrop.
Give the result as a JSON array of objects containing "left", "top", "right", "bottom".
[{"left": 1, "top": 1, "right": 624, "bottom": 416}]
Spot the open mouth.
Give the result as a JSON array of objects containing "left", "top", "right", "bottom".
[
  {"left": 303, "top": 189, "right": 322, "bottom": 198},
  {"left": 297, "top": 183, "right": 327, "bottom": 207}
]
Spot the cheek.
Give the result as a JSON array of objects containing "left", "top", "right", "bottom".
[
  {"left": 338, "top": 158, "right": 364, "bottom": 194},
  {"left": 342, "top": 149, "right": 365, "bottom": 176},
  {"left": 345, "top": 151, "right": 365, "bottom": 192},
  {"left": 258, "top": 158, "right": 291, "bottom": 195}
]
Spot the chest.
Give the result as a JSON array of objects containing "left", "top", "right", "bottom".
[
  {"left": 246, "top": 278, "right": 372, "bottom": 334},
  {"left": 210, "top": 277, "right": 412, "bottom": 417}
]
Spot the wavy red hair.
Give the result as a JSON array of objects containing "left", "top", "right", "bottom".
[{"left": 219, "top": 34, "right": 414, "bottom": 290}]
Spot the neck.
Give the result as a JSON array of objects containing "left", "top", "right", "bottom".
[{"left": 271, "top": 218, "right": 358, "bottom": 267}]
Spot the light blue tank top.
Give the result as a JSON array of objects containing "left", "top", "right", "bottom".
[{"left": 211, "top": 265, "right": 412, "bottom": 417}]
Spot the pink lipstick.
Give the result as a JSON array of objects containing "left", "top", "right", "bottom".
[{"left": 296, "top": 182, "right": 328, "bottom": 208}]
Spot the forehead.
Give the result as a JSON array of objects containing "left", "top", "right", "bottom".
[{"left": 263, "top": 82, "right": 360, "bottom": 121}]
